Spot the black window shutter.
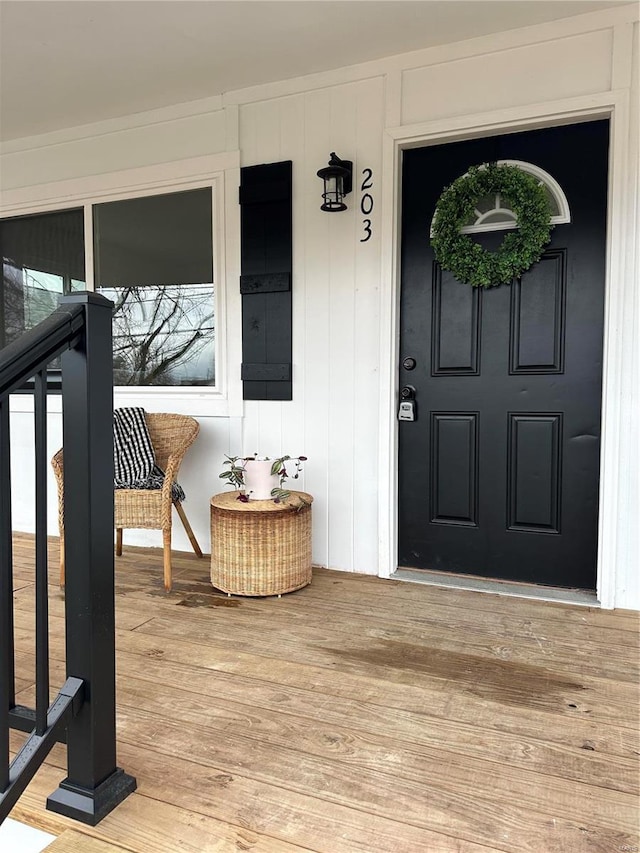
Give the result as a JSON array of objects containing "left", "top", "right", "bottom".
[{"left": 239, "top": 161, "right": 292, "bottom": 400}]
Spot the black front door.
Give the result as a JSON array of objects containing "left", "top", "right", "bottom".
[{"left": 398, "top": 120, "right": 609, "bottom": 589}]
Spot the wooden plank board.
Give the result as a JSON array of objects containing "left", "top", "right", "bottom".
[
  {"left": 111, "top": 682, "right": 639, "bottom": 830},
  {"left": 9, "top": 533, "right": 639, "bottom": 853},
  {"left": 22, "top": 704, "right": 638, "bottom": 853},
  {"left": 11, "top": 584, "right": 155, "bottom": 632},
  {"left": 254, "top": 568, "right": 640, "bottom": 638},
  {"left": 122, "top": 581, "right": 640, "bottom": 670},
  {"left": 12, "top": 609, "right": 639, "bottom": 745},
  {"left": 13, "top": 764, "right": 311, "bottom": 853},
  {"left": 96, "top": 553, "right": 640, "bottom": 654},
  {"left": 271, "top": 562, "right": 640, "bottom": 627},
  {"left": 16, "top": 584, "right": 639, "bottom": 686},
  {"left": 87, "top": 563, "right": 638, "bottom": 677},
  {"left": 127, "top": 615, "right": 639, "bottom": 728},
  {"left": 33, "top": 739, "right": 500, "bottom": 853},
  {"left": 11, "top": 611, "right": 640, "bottom": 762},
  {"left": 111, "top": 708, "right": 640, "bottom": 852},
  {"left": 14, "top": 649, "right": 639, "bottom": 797},
  {"left": 10, "top": 608, "right": 639, "bottom": 759}
]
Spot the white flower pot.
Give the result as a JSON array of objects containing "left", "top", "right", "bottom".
[{"left": 243, "top": 459, "right": 279, "bottom": 500}]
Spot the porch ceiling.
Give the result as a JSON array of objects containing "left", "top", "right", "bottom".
[{"left": 0, "top": 1, "right": 633, "bottom": 142}]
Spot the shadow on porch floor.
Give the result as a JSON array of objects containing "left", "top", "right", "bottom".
[{"left": 9, "top": 533, "right": 640, "bottom": 853}]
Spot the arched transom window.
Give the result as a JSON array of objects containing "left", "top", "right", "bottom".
[{"left": 431, "top": 160, "right": 571, "bottom": 236}]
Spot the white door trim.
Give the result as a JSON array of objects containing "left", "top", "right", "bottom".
[{"left": 377, "top": 89, "right": 634, "bottom": 609}]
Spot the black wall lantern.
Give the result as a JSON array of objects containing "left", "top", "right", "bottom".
[{"left": 317, "top": 152, "right": 353, "bottom": 212}]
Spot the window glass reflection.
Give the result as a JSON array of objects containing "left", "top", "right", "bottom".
[{"left": 97, "top": 284, "right": 215, "bottom": 386}]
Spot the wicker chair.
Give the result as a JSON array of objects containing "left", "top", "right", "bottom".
[{"left": 52, "top": 413, "right": 203, "bottom": 592}]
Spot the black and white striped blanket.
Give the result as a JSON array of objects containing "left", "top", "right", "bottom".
[{"left": 113, "top": 407, "right": 185, "bottom": 502}]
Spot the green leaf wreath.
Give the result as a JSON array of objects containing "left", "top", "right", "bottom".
[{"left": 430, "top": 162, "right": 553, "bottom": 287}]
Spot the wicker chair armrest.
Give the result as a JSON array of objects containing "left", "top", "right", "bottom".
[{"left": 162, "top": 450, "right": 188, "bottom": 502}]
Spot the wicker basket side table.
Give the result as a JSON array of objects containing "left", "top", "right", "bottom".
[{"left": 210, "top": 490, "right": 313, "bottom": 596}]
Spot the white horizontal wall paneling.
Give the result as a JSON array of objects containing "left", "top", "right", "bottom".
[
  {"left": 401, "top": 29, "right": 614, "bottom": 126},
  {"left": 1, "top": 111, "right": 227, "bottom": 191},
  {"left": 222, "top": 5, "right": 637, "bottom": 109},
  {"left": 0, "top": 152, "right": 239, "bottom": 217},
  {"left": 0, "top": 96, "right": 225, "bottom": 156}
]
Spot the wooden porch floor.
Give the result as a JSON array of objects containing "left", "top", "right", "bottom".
[{"left": 9, "top": 532, "right": 640, "bottom": 853}]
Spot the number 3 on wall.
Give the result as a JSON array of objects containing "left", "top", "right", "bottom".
[{"left": 360, "top": 169, "right": 373, "bottom": 243}]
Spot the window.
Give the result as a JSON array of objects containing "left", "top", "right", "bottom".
[
  {"left": 430, "top": 160, "right": 571, "bottom": 236},
  {"left": 1, "top": 185, "right": 218, "bottom": 388},
  {"left": 93, "top": 188, "right": 215, "bottom": 387},
  {"left": 0, "top": 147, "right": 239, "bottom": 412},
  {"left": 0, "top": 209, "right": 85, "bottom": 348}
]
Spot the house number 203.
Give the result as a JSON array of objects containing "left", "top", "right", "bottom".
[{"left": 360, "top": 168, "right": 374, "bottom": 243}]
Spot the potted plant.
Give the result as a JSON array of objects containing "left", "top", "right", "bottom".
[{"left": 219, "top": 453, "right": 307, "bottom": 502}]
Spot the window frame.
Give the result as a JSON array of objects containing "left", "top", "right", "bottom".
[
  {"left": 429, "top": 159, "right": 572, "bottom": 237},
  {"left": 1, "top": 152, "right": 242, "bottom": 417}
]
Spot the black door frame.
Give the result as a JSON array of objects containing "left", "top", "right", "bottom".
[{"left": 378, "top": 96, "right": 626, "bottom": 607}]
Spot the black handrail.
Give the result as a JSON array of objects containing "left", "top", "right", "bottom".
[
  {"left": 0, "top": 292, "right": 136, "bottom": 826},
  {"left": 0, "top": 302, "right": 85, "bottom": 398}
]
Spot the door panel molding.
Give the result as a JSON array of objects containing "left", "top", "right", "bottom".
[
  {"left": 431, "top": 266, "right": 481, "bottom": 376},
  {"left": 509, "top": 249, "right": 566, "bottom": 375},
  {"left": 430, "top": 412, "right": 479, "bottom": 527},
  {"left": 507, "top": 413, "right": 562, "bottom": 534}
]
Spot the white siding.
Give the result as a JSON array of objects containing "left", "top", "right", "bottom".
[
  {"left": 2, "top": 7, "right": 638, "bottom": 606},
  {"left": 401, "top": 29, "right": 613, "bottom": 125},
  {"left": 1, "top": 110, "right": 227, "bottom": 190},
  {"left": 238, "top": 79, "right": 385, "bottom": 570}
]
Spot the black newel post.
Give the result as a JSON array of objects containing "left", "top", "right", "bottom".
[{"left": 47, "top": 293, "right": 136, "bottom": 824}]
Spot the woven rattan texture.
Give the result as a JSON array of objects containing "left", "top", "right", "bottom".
[
  {"left": 52, "top": 412, "right": 202, "bottom": 591},
  {"left": 210, "top": 491, "right": 313, "bottom": 596},
  {"left": 52, "top": 413, "right": 199, "bottom": 530},
  {"left": 114, "top": 489, "right": 163, "bottom": 528}
]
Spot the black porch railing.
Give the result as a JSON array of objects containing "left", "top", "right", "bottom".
[{"left": 0, "top": 292, "right": 136, "bottom": 826}]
